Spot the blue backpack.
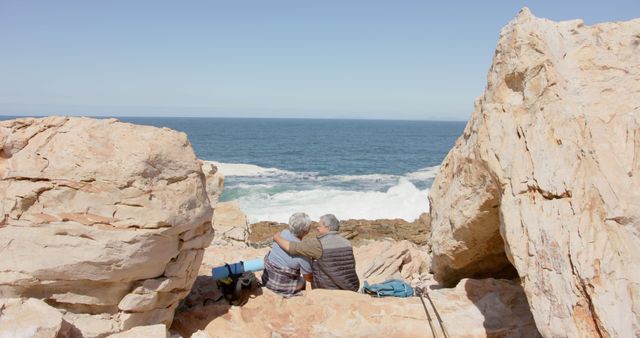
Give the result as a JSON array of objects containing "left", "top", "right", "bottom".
[{"left": 361, "top": 279, "right": 414, "bottom": 297}]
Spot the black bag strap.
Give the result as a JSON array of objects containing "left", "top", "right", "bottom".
[{"left": 224, "top": 263, "right": 233, "bottom": 277}]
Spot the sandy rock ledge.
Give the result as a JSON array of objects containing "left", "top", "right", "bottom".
[{"left": 172, "top": 239, "right": 539, "bottom": 338}]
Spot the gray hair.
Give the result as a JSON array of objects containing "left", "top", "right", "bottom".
[
  {"left": 289, "top": 212, "right": 311, "bottom": 237},
  {"left": 320, "top": 214, "right": 340, "bottom": 231}
]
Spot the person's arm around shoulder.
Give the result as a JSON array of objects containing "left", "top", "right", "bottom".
[
  {"left": 273, "top": 233, "right": 322, "bottom": 259},
  {"left": 273, "top": 232, "right": 291, "bottom": 252},
  {"left": 290, "top": 236, "right": 322, "bottom": 260}
]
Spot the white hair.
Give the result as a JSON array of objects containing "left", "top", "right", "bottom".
[
  {"left": 320, "top": 214, "right": 340, "bottom": 231},
  {"left": 289, "top": 212, "right": 311, "bottom": 237}
]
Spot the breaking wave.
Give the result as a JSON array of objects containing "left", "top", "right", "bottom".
[
  {"left": 207, "top": 161, "right": 439, "bottom": 223},
  {"left": 236, "top": 179, "right": 429, "bottom": 223},
  {"left": 208, "top": 161, "right": 300, "bottom": 177}
]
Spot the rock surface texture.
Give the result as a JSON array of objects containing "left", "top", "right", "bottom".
[
  {"left": 106, "top": 324, "right": 169, "bottom": 338},
  {"left": 174, "top": 241, "right": 538, "bottom": 338},
  {"left": 355, "top": 240, "right": 430, "bottom": 286},
  {"left": 211, "top": 201, "right": 249, "bottom": 247},
  {"left": 429, "top": 9, "right": 640, "bottom": 337},
  {"left": 199, "top": 160, "right": 224, "bottom": 208},
  {"left": 173, "top": 281, "right": 538, "bottom": 338},
  {"left": 247, "top": 214, "right": 431, "bottom": 248},
  {"left": 0, "top": 117, "right": 215, "bottom": 337},
  {"left": 0, "top": 298, "right": 66, "bottom": 338}
]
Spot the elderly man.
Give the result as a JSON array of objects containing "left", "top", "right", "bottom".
[
  {"left": 262, "top": 212, "right": 313, "bottom": 295},
  {"left": 273, "top": 214, "right": 359, "bottom": 292}
]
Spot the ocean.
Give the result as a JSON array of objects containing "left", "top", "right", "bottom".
[{"left": 3, "top": 116, "right": 466, "bottom": 223}]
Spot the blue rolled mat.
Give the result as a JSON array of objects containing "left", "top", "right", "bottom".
[
  {"left": 211, "top": 258, "right": 264, "bottom": 280},
  {"left": 243, "top": 258, "right": 264, "bottom": 272}
]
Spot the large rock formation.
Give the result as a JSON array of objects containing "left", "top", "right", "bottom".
[
  {"left": 429, "top": 9, "right": 640, "bottom": 337},
  {"left": 0, "top": 117, "right": 215, "bottom": 337}
]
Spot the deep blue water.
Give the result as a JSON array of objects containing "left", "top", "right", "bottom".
[{"left": 117, "top": 117, "right": 464, "bottom": 176}]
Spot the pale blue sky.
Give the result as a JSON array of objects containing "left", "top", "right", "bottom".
[{"left": 0, "top": 1, "right": 638, "bottom": 120}]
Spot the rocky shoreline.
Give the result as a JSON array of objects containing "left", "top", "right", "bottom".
[{"left": 248, "top": 213, "right": 431, "bottom": 247}]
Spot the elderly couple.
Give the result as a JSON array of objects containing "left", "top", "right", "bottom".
[{"left": 261, "top": 213, "right": 359, "bottom": 296}]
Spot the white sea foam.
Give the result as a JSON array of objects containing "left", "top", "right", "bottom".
[
  {"left": 319, "top": 173, "right": 399, "bottom": 183},
  {"left": 210, "top": 161, "right": 439, "bottom": 222},
  {"left": 207, "top": 161, "right": 297, "bottom": 177},
  {"left": 236, "top": 179, "right": 429, "bottom": 223},
  {"left": 209, "top": 161, "right": 439, "bottom": 183},
  {"left": 231, "top": 183, "right": 276, "bottom": 189},
  {"left": 405, "top": 165, "right": 440, "bottom": 181},
  {"left": 321, "top": 167, "right": 439, "bottom": 185}
]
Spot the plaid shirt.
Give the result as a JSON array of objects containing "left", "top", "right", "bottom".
[{"left": 261, "top": 253, "right": 304, "bottom": 295}]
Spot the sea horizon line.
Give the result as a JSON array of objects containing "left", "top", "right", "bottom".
[{"left": 0, "top": 114, "right": 468, "bottom": 123}]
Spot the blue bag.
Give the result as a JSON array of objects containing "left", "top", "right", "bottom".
[{"left": 361, "top": 279, "right": 414, "bottom": 297}]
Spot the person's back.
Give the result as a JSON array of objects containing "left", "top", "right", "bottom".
[
  {"left": 262, "top": 213, "right": 312, "bottom": 295},
  {"left": 268, "top": 229, "right": 311, "bottom": 273},
  {"left": 312, "top": 231, "right": 359, "bottom": 291}
]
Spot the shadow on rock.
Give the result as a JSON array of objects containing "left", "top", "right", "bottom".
[
  {"left": 171, "top": 275, "right": 263, "bottom": 338},
  {"left": 463, "top": 278, "right": 541, "bottom": 338}
]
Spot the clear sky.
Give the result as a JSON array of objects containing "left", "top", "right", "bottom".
[{"left": 0, "top": 1, "right": 638, "bottom": 121}]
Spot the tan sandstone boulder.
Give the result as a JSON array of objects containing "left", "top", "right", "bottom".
[
  {"left": 199, "top": 160, "right": 224, "bottom": 208},
  {"left": 211, "top": 201, "right": 249, "bottom": 246},
  {"left": 429, "top": 9, "right": 640, "bottom": 337},
  {"left": 106, "top": 324, "right": 169, "bottom": 338},
  {"left": 355, "top": 240, "right": 430, "bottom": 285},
  {"left": 0, "top": 117, "right": 214, "bottom": 337},
  {"left": 0, "top": 298, "right": 65, "bottom": 338}
]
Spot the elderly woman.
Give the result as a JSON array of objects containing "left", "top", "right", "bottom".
[{"left": 261, "top": 212, "right": 313, "bottom": 295}]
